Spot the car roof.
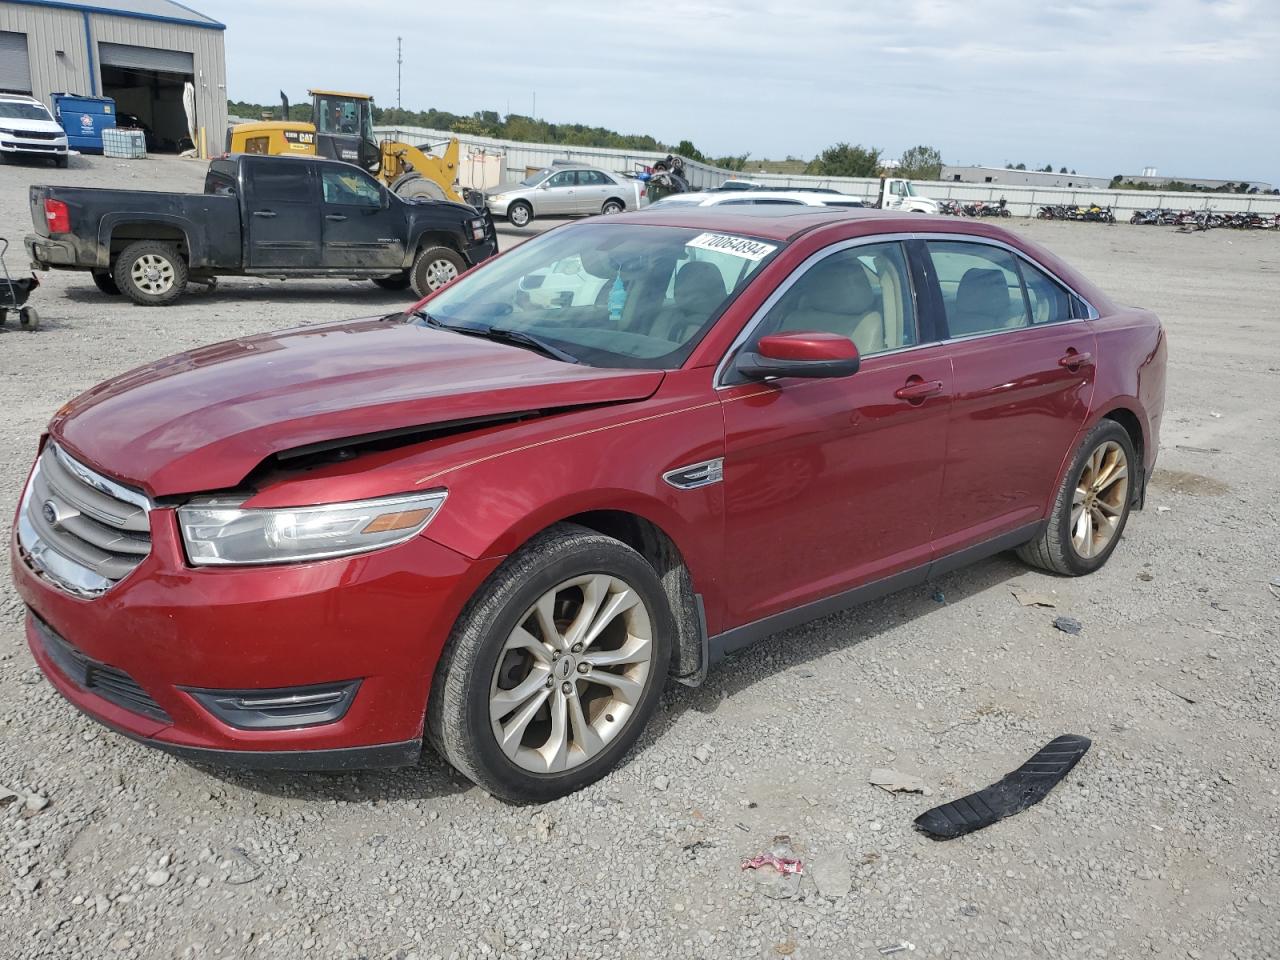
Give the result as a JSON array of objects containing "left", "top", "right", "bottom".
[
  {"left": 610, "top": 205, "right": 934, "bottom": 241},
  {"left": 0, "top": 93, "right": 42, "bottom": 104}
]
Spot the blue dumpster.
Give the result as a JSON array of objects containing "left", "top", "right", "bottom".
[{"left": 51, "top": 94, "right": 117, "bottom": 154}]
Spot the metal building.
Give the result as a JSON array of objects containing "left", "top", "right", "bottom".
[
  {"left": 941, "top": 165, "right": 1110, "bottom": 190},
  {"left": 0, "top": 0, "right": 226, "bottom": 156}
]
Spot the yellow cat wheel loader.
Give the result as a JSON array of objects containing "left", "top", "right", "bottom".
[{"left": 228, "top": 90, "right": 471, "bottom": 204}]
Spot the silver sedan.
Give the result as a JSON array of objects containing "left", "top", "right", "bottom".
[{"left": 485, "top": 166, "right": 644, "bottom": 228}]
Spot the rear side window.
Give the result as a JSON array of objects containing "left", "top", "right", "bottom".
[
  {"left": 1019, "top": 260, "right": 1074, "bottom": 325},
  {"left": 927, "top": 241, "right": 1030, "bottom": 337},
  {"left": 750, "top": 241, "right": 918, "bottom": 357},
  {"left": 246, "top": 161, "right": 314, "bottom": 203}
]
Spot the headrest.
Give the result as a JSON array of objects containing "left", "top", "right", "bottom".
[
  {"left": 799, "top": 258, "right": 875, "bottom": 314},
  {"left": 675, "top": 261, "right": 726, "bottom": 310},
  {"left": 956, "top": 268, "right": 1011, "bottom": 317}
]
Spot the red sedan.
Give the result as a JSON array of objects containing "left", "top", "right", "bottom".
[{"left": 11, "top": 207, "right": 1166, "bottom": 801}]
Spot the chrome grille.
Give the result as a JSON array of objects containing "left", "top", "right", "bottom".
[{"left": 17, "top": 444, "right": 152, "bottom": 597}]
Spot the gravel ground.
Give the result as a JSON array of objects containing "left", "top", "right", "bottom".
[{"left": 0, "top": 154, "right": 1277, "bottom": 960}]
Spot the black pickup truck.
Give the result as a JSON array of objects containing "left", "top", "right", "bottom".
[{"left": 25, "top": 154, "right": 498, "bottom": 305}]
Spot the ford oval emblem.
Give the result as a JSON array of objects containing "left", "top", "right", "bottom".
[{"left": 42, "top": 501, "right": 58, "bottom": 525}]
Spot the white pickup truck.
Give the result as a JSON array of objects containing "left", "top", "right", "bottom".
[{"left": 876, "top": 177, "right": 940, "bottom": 214}]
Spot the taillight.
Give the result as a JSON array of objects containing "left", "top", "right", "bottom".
[{"left": 45, "top": 199, "right": 70, "bottom": 234}]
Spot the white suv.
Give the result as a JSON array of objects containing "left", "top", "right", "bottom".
[
  {"left": 0, "top": 94, "right": 69, "bottom": 167},
  {"left": 645, "top": 189, "right": 865, "bottom": 210}
]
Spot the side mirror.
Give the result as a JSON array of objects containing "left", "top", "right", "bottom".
[
  {"left": 537, "top": 182, "right": 550, "bottom": 190},
  {"left": 735, "top": 332, "right": 861, "bottom": 380}
]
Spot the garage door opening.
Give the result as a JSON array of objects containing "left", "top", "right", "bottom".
[{"left": 99, "top": 43, "right": 195, "bottom": 154}]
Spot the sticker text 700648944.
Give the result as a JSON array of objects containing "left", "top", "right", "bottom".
[{"left": 686, "top": 233, "right": 778, "bottom": 262}]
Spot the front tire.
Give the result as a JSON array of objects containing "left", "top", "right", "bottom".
[
  {"left": 113, "top": 241, "right": 187, "bottom": 306},
  {"left": 1017, "top": 420, "right": 1136, "bottom": 576},
  {"left": 409, "top": 245, "right": 466, "bottom": 298},
  {"left": 507, "top": 201, "right": 533, "bottom": 228},
  {"left": 428, "top": 523, "right": 673, "bottom": 803}
]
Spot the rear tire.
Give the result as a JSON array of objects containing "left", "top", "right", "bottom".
[
  {"left": 409, "top": 245, "right": 466, "bottom": 298},
  {"left": 113, "top": 241, "right": 187, "bottom": 306},
  {"left": 601, "top": 199, "right": 625, "bottom": 216},
  {"left": 507, "top": 201, "right": 533, "bottom": 228},
  {"left": 373, "top": 272, "right": 412, "bottom": 291},
  {"left": 1017, "top": 420, "right": 1136, "bottom": 576},
  {"left": 427, "top": 523, "right": 673, "bottom": 803},
  {"left": 92, "top": 269, "right": 121, "bottom": 295},
  {"left": 18, "top": 306, "right": 39, "bottom": 330}
]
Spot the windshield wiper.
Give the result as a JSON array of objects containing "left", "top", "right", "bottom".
[{"left": 421, "top": 315, "right": 579, "bottom": 364}]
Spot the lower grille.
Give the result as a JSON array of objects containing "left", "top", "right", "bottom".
[{"left": 31, "top": 614, "right": 171, "bottom": 723}]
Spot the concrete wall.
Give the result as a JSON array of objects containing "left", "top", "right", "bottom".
[
  {"left": 376, "top": 125, "right": 1280, "bottom": 220},
  {"left": 0, "top": 2, "right": 225, "bottom": 157}
]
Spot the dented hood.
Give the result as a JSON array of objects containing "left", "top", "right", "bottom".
[{"left": 50, "top": 318, "right": 664, "bottom": 497}]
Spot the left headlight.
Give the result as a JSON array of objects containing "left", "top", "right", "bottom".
[{"left": 178, "top": 491, "right": 447, "bottom": 566}]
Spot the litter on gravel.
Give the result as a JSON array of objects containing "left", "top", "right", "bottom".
[
  {"left": 1011, "top": 585, "right": 1057, "bottom": 607},
  {"left": 1053, "top": 616, "right": 1084, "bottom": 635},
  {"left": 869, "top": 768, "right": 932, "bottom": 796},
  {"left": 914, "top": 734, "right": 1092, "bottom": 840}
]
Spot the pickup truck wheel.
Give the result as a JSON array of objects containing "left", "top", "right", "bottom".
[
  {"left": 91, "top": 270, "right": 121, "bottom": 295},
  {"left": 1017, "top": 420, "right": 1135, "bottom": 576},
  {"left": 54, "top": 156, "right": 68, "bottom": 169},
  {"left": 427, "top": 522, "right": 673, "bottom": 802},
  {"left": 410, "top": 246, "right": 465, "bottom": 298},
  {"left": 373, "top": 272, "right": 412, "bottom": 291},
  {"left": 507, "top": 202, "right": 533, "bottom": 228},
  {"left": 114, "top": 241, "right": 187, "bottom": 306},
  {"left": 601, "top": 199, "right": 625, "bottom": 216}
]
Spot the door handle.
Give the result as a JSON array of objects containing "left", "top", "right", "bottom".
[
  {"left": 1058, "top": 350, "right": 1094, "bottom": 369},
  {"left": 894, "top": 379, "right": 945, "bottom": 403},
  {"left": 252, "top": 210, "right": 277, "bottom": 218},
  {"left": 325, "top": 214, "right": 348, "bottom": 222}
]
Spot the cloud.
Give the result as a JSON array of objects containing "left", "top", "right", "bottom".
[{"left": 217, "top": 0, "right": 1279, "bottom": 181}]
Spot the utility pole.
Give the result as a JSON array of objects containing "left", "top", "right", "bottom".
[
  {"left": 396, "top": 37, "right": 402, "bottom": 111},
  {"left": 532, "top": 91, "right": 536, "bottom": 119}
]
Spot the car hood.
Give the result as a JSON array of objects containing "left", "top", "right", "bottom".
[
  {"left": 1, "top": 117, "right": 63, "bottom": 135},
  {"left": 50, "top": 317, "right": 664, "bottom": 497}
]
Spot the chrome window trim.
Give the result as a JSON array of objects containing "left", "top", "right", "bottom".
[{"left": 713, "top": 231, "right": 1100, "bottom": 388}]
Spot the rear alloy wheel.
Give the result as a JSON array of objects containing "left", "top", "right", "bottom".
[
  {"left": 409, "top": 245, "right": 465, "bottom": 298},
  {"left": 1017, "top": 420, "right": 1135, "bottom": 576},
  {"left": 113, "top": 241, "right": 187, "bottom": 306},
  {"left": 507, "top": 202, "right": 533, "bottom": 228},
  {"left": 428, "top": 523, "right": 672, "bottom": 802},
  {"left": 600, "top": 199, "right": 625, "bottom": 216}
]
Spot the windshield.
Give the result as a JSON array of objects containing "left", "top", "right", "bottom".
[
  {"left": 518, "top": 168, "right": 552, "bottom": 187},
  {"left": 0, "top": 102, "right": 53, "bottom": 121},
  {"left": 415, "top": 222, "right": 783, "bottom": 369},
  {"left": 315, "top": 95, "right": 371, "bottom": 139}
]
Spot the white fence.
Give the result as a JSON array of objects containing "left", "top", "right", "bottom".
[{"left": 377, "top": 125, "right": 1280, "bottom": 220}]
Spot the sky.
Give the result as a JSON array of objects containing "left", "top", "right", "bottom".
[{"left": 216, "top": 0, "right": 1280, "bottom": 183}]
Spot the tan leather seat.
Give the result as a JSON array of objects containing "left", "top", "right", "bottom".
[
  {"left": 775, "top": 258, "right": 885, "bottom": 354},
  {"left": 952, "top": 268, "right": 1023, "bottom": 335},
  {"left": 653, "top": 261, "right": 726, "bottom": 343}
]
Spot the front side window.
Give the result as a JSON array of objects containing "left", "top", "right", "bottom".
[
  {"left": 927, "top": 241, "right": 1030, "bottom": 337},
  {"left": 547, "top": 171, "right": 576, "bottom": 188},
  {"left": 749, "top": 241, "right": 918, "bottom": 357},
  {"left": 322, "top": 169, "right": 382, "bottom": 206},
  {"left": 315, "top": 96, "right": 363, "bottom": 136},
  {"left": 416, "top": 223, "right": 783, "bottom": 369}
]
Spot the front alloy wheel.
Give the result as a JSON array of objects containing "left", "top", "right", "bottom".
[
  {"left": 429, "top": 523, "right": 672, "bottom": 802},
  {"left": 490, "top": 574, "right": 654, "bottom": 773}
]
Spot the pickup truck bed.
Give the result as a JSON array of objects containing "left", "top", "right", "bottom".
[{"left": 27, "top": 154, "right": 497, "bottom": 305}]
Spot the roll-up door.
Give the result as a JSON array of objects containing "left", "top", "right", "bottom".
[
  {"left": 0, "top": 32, "right": 33, "bottom": 93},
  {"left": 98, "top": 42, "right": 194, "bottom": 75}
]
